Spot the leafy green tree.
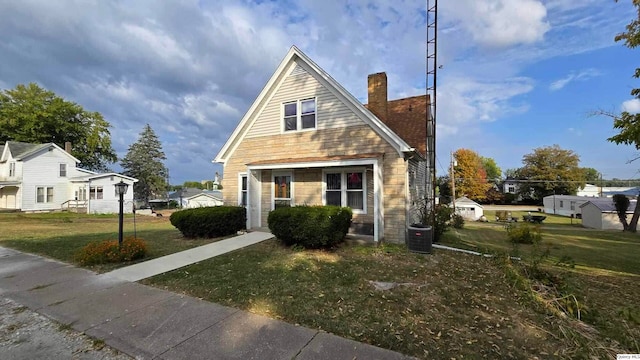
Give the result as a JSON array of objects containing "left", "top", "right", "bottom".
[
  {"left": 581, "top": 167, "right": 602, "bottom": 183},
  {"left": 518, "top": 145, "right": 585, "bottom": 200},
  {"left": 436, "top": 175, "right": 452, "bottom": 203},
  {"left": 452, "top": 149, "right": 491, "bottom": 201},
  {"left": 481, "top": 157, "right": 502, "bottom": 183},
  {"left": 183, "top": 181, "right": 204, "bottom": 189},
  {"left": 121, "top": 124, "right": 168, "bottom": 204},
  {"left": 606, "top": 0, "right": 640, "bottom": 231},
  {"left": 0, "top": 83, "right": 117, "bottom": 171},
  {"left": 504, "top": 168, "right": 522, "bottom": 179}
]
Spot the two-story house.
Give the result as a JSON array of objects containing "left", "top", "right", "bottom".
[
  {"left": 214, "top": 46, "right": 429, "bottom": 243},
  {"left": 0, "top": 141, "right": 137, "bottom": 213}
]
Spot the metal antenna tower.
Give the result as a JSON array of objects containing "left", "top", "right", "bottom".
[{"left": 426, "top": 0, "right": 438, "bottom": 224}]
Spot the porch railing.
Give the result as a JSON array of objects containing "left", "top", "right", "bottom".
[{"left": 61, "top": 199, "right": 88, "bottom": 213}]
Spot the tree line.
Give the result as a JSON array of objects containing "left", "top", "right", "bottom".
[{"left": 0, "top": 83, "right": 168, "bottom": 205}]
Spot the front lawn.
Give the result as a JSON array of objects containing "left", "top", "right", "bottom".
[
  {"left": 143, "top": 239, "right": 635, "bottom": 359},
  {"left": 0, "top": 213, "right": 220, "bottom": 272}
]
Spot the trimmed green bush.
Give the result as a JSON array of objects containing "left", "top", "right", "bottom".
[
  {"left": 170, "top": 206, "right": 246, "bottom": 238},
  {"left": 268, "top": 206, "right": 352, "bottom": 248},
  {"left": 506, "top": 222, "right": 542, "bottom": 244}
]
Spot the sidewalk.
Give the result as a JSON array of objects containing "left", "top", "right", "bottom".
[{"left": 0, "top": 245, "right": 415, "bottom": 360}]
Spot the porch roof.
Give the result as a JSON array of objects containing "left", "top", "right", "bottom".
[{"left": 246, "top": 153, "right": 383, "bottom": 168}]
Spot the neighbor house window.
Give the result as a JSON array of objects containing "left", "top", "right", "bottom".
[
  {"left": 36, "top": 187, "right": 54, "bottom": 203},
  {"left": 90, "top": 186, "right": 103, "bottom": 200},
  {"left": 75, "top": 187, "right": 87, "bottom": 201},
  {"left": 283, "top": 98, "right": 316, "bottom": 132},
  {"left": 240, "top": 174, "right": 248, "bottom": 206},
  {"left": 570, "top": 201, "right": 575, "bottom": 211},
  {"left": 9, "top": 162, "right": 15, "bottom": 177},
  {"left": 559, "top": 200, "right": 564, "bottom": 207},
  {"left": 324, "top": 171, "right": 366, "bottom": 213},
  {"left": 273, "top": 173, "right": 292, "bottom": 209},
  {"left": 59, "top": 163, "right": 67, "bottom": 177},
  {"left": 507, "top": 186, "right": 515, "bottom": 193}
]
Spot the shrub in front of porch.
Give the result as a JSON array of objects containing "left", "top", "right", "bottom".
[
  {"left": 170, "top": 206, "right": 246, "bottom": 238},
  {"left": 268, "top": 206, "right": 352, "bottom": 249}
]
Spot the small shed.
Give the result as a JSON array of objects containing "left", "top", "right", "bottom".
[
  {"left": 579, "top": 198, "right": 635, "bottom": 230},
  {"left": 453, "top": 196, "right": 484, "bottom": 221}
]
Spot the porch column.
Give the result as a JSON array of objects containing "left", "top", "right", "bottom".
[{"left": 373, "top": 159, "right": 384, "bottom": 242}]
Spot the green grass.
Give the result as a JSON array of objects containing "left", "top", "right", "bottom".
[
  {"left": 0, "top": 212, "right": 221, "bottom": 272},
  {"left": 145, "top": 239, "right": 598, "bottom": 359},
  {"left": 440, "top": 220, "right": 640, "bottom": 275}
]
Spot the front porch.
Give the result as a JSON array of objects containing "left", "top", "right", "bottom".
[{"left": 242, "top": 154, "right": 385, "bottom": 242}]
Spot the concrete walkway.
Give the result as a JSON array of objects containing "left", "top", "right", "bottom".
[
  {"left": 106, "top": 231, "right": 274, "bottom": 281},
  {"left": 0, "top": 245, "right": 415, "bottom": 360}
]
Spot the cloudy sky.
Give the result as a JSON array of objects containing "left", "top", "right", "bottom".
[{"left": 0, "top": 0, "right": 638, "bottom": 183}]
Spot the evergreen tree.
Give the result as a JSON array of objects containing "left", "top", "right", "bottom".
[{"left": 121, "top": 124, "right": 168, "bottom": 204}]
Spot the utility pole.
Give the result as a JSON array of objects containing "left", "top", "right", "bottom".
[
  {"left": 599, "top": 173, "right": 603, "bottom": 197},
  {"left": 450, "top": 151, "right": 456, "bottom": 212}
]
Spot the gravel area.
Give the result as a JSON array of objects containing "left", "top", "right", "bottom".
[{"left": 0, "top": 297, "right": 131, "bottom": 360}]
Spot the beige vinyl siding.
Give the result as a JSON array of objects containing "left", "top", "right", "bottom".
[{"left": 246, "top": 60, "right": 364, "bottom": 138}]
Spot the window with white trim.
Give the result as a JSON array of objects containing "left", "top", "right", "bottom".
[
  {"left": 273, "top": 173, "right": 292, "bottom": 209},
  {"left": 36, "top": 187, "right": 54, "bottom": 203},
  {"left": 90, "top": 186, "right": 103, "bottom": 200},
  {"left": 324, "top": 171, "right": 366, "bottom": 213},
  {"left": 283, "top": 98, "right": 316, "bottom": 132},
  {"left": 9, "top": 162, "right": 15, "bottom": 177},
  {"left": 240, "top": 174, "right": 248, "bottom": 207},
  {"left": 59, "top": 163, "right": 67, "bottom": 177},
  {"left": 75, "top": 187, "right": 87, "bottom": 201}
]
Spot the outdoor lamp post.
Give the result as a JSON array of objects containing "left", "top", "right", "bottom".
[{"left": 114, "top": 180, "right": 129, "bottom": 249}]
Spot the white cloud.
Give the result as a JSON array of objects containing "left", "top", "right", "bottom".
[
  {"left": 622, "top": 99, "right": 640, "bottom": 114},
  {"left": 442, "top": 0, "right": 550, "bottom": 48},
  {"left": 549, "top": 68, "right": 601, "bottom": 91},
  {"left": 437, "top": 76, "right": 534, "bottom": 133}
]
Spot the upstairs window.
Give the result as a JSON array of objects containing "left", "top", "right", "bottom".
[
  {"left": 59, "top": 163, "right": 67, "bottom": 177},
  {"left": 9, "top": 162, "right": 15, "bottom": 177},
  {"left": 283, "top": 98, "right": 316, "bottom": 132}
]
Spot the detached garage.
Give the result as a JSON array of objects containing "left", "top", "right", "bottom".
[
  {"left": 185, "top": 192, "right": 223, "bottom": 208},
  {"left": 580, "top": 198, "right": 635, "bottom": 230},
  {"left": 453, "top": 196, "right": 484, "bottom": 221}
]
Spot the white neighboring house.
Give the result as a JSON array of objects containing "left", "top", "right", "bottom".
[
  {"left": 580, "top": 198, "right": 635, "bottom": 230},
  {"left": 577, "top": 184, "right": 600, "bottom": 197},
  {"left": 542, "top": 195, "right": 591, "bottom": 217},
  {"left": 0, "top": 141, "right": 137, "bottom": 213},
  {"left": 452, "top": 196, "right": 484, "bottom": 221}
]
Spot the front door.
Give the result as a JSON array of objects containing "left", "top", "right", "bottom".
[{"left": 249, "top": 170, "right": 261, "bottom": 228}]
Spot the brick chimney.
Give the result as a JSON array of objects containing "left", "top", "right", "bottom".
[
  {"left": 367, "top": 72, "right": 388, "bottom": 121},
  {"left": 64, "top": 142, "right": 72, "bottom": 154}
]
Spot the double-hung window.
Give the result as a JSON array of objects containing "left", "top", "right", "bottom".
[
  {"left": 36, "top": 187, "right": 54, "bottom": 203},
  {"left": 239, "top": 174, "right": 248, "bottom": 207},
  {"left": 59, "top": 163, "right": 67, "bottom": 177},
  {"left": 90, "top": 186, "right": 103, "bottom": 200},
  {"left": 324, "top": 170, "right": 366, "bottom": 213},
  {"left": 283, "top": 98, "right": 316, "bottom": 132}
]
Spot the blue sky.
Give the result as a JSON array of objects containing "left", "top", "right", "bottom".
[{"left": 0, "top": 0, "right": 638, "bottom": 183}]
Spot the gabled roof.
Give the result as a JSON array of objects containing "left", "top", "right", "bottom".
[
  {"left": 580, "top": 198, "right": 636, "bottom": 213},
  {"left": 69, "top": 173, "right": 138, "bottom": 182},
  {"left": 186, "top": 192, "right": 223, "bottom": 201},
  {"left": 168, "top": 188, "right": 222, "bottom": 200},
  {"left": 453, "top": 196, "right": 483, "bottom": 208},
  {"left": 1, "top": 141, "right": 79, "bottom": 163},
  {"left": 214, "top": 46, "right": 414, "bottom": 164}
]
